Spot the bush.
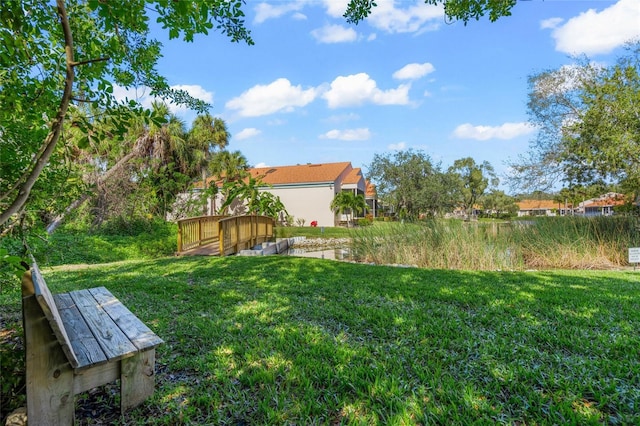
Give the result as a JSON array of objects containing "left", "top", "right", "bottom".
[
  {"left": 98, "top": 215, "right": 159, "bottom": 236},
  {"left": 357, "top": 218, "right": 373, "bottom": 227}
]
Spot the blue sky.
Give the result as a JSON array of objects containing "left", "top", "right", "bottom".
[{"left": 117, "top": 0, "right": 640, "bottom": 189}]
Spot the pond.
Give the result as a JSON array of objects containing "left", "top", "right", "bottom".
[{"left": 284, "top": 246, "right": 358, "bottom": 261}]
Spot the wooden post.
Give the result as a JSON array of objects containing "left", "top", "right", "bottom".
[
  {"left": 121, "top": 350, "right": 156, "bottom": 411},
  {"left": 218, "top": 220, "right": 225, "bottom": 257},
  {"left": 23, "top": 295, "right": 75, "bottom": 425},
  {"left": 235, "top": 216, "right": 240, "bottom": 253},
  {"left": 177, "top": 221, "right": 183, "bottom": 253}
]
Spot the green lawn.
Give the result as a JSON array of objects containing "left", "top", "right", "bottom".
[{"left": 2, "top": 256, "right": 639, "bottom": 424}]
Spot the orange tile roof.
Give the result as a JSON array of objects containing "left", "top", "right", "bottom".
[
  {"left": 585, "top": 197, "right": 626, "bottom": 207},
  {"left": 365, "top": 181, "right": 377, "bottom": 198},
  {"left": 193, "top": 161, "right": 355, "bottom": 189},
  {"left": 343, "top": 167, "right": 363, "bottom": 185},
  {"left": 517, "top": 200, "right": 562, "bottom": 210},
  {"left": 250, "top": 162, "right": 352, "bottom": 185}
]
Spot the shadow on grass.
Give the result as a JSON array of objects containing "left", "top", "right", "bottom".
[{"left": 2, "top": 257, "right": 639, "bottom": 424}]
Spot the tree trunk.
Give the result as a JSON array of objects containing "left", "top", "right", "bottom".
[{"left": 0, "top": 0, "right": 75, "bottom": 228}]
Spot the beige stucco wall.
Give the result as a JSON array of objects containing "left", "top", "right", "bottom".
[{"left": 261, "top": 184, "right": 337, "bottom": 227}]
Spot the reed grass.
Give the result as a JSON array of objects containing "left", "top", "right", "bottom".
[{"left": 352, "top": 217, "right": 640, "bottom": 270}]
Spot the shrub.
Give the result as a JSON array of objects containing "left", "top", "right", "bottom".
[{"left": 357, "top": 218, "right": 372, "bottom": 227}]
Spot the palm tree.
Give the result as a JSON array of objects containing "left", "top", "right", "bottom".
[
  {"left": 47, "top": 102, "right": 191, "bottom": 230},
  {"left": 331, "top": 191, "right": 367, "bottom": 227},
  {"left": 207, "top": 150, "right": 250, "bottom": 214},
  {"left": 351, "top": 193, "right": 368, "bottom": 222},
  {"left": 188, "top": 114, "right": 231, "bottom": 214}
]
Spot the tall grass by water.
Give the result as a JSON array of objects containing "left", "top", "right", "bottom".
[{"left": 352, "top": 217, "right": 640, "bottom": 270}]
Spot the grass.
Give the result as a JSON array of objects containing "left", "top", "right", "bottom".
[
  {"left": 2, "top": 256, "right": 639, "bottom": 424},
  {"left": 352, "top": 217, "right": 640, "bottom": 270},
  {"left": 275, "top": 225, "right": 354, "bottom": 239}
]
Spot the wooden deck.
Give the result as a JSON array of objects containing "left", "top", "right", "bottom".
[{"left": 178, "top": 242, "right": 220, "bottom": 256}]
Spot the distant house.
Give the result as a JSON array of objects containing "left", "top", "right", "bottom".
[
  {"left": 365, "top": 181, "right": 380, "bottom": 218},
  {"left": 576, "top": 193, "right": 626, "bottom": 216},
  {"left": 192, "top": 161, "right": 369, "bottom": 227},
  {"left": 517, "top": 200, "right": 564, "bottom": 217},
  {"left": 517, "top": 193, "right": 627, "bottom": 217}
]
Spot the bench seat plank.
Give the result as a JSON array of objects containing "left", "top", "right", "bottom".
[
  {"left": 54, "top": 293, "right": 108, "bottom": 369},
  {"left": 89, "top": 287, "right": 164, "bottom": 351},
  {"left": 69, "top": 289, "right": 138, "bottom": 361}
]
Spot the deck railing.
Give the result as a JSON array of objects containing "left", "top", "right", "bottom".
[
  {"left": 177, "top": 215, "right": 274, "bottom": 256},
  {"left": 218, "top": 215, "right": 274, "bottom": 256},
  {"left": 177, "top": 215, "right": 227, "bottom": 253}
]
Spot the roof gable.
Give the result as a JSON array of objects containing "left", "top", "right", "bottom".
[{"left": 250, "top": 162, "right": 352, "bottom": 185}]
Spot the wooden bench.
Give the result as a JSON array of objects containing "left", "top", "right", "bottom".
[{"left": 22, "top": 262, "right": 163, "bottom": 425}]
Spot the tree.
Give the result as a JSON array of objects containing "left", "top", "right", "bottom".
[
  {"left": 0, "top": 0, "right": 253, "bottom": 232},
  {"left": 345, "top": 0, "right": 517, "bottom": 25},
  {"left": 508, "top": 44, "right": 640, "bottom": 200},
  {"left": 331, "top": 191, "right": 367, "bottom": 227},
  {"left": 189, "top": 115, "right": 232, "bottom": 214},
  {"left": 481, "top": 190, "right": 518, "bottom": 218},
  {"left": 46, "top": 102, "right": 204, "bottom": 230},
  {"left": 219, "top": 175, "right": 287, "bottom": 220},
  {"left": 367, "top": 150, "right": 454, "bottom": 219},
  {"left": 448, "top": 157, "right": 498, "bottom": 219},
  {"left": 208, "top": 150, "right": 251, "bottom": 214}
]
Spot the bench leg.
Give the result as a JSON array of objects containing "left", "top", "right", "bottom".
[
  {"left": 121, "top": 349, "right": 156, "bottom": 411},
  {"left": 23, "top": 295, "right": 75, "bottom": 425}
]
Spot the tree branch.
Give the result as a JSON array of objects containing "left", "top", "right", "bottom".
[
  {"left": 0, "top": 0, "right": 75, "bottom": 227},
  {"left": 70, "top": 56, "right": 110, "bottom": 67}
]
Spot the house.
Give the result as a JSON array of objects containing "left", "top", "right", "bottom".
[
  {"left": 576, "top": 192, "right": 626, "bottom": 216},
  {"left": 365, "top": 181, "right": 380, "bottom": 218},
  {"left": 193, "top": 161, "right": 369, "bottom": 227},
  {"left": 517, "top": 193, "right": 627, "bottom": 217},
  {"left": 516, "top": 200, "right": 564, "bottom": 217}
]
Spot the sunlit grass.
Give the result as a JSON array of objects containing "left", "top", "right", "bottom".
[{"left": 2, "top": 256, "right": 638, "bottom": 424}]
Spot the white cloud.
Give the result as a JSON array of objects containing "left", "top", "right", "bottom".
[
  {"left": 324, "top": 113, "right": 361, "bottom": 123},
  {"left": 322, "top": 0, "right": 347, "bottom": 18},
  {"left": 226, "top": 78, "right": 318, "bottom": 117},
  {"left": 540, "top": 17, "right": 563, "bottom": 30},
  {"left": 311, "top": 24, "right": 358, "bottom": 43},
  {"left": 393, "top": 62, "right": 435, "bottom": 80},
  {"left": 388, "top": 142, "right": 406, "bottom": 150},
  {"left": 113, "top": 85, "right": 154, "bottom": 108},
  {"left": 235, "top": 128, "right": 262, "bottom": 140},
  {"left": 112, "top": 84, "right": 213, "bottom": 115},
  {"left": 548, "top": 0, "right": 640, "bottom": 55},
  {"left": 267, "top": 118, "right": 287, "bottom": 126},
  {"left": 254, "top": 162, "right": 269, "bottom": 168},
  {"left": 367, "top": 33, "right": 377, "bottom": 41},
  {"left": 367, "top": 0, "right": 444, "bottom": 34},
  {"left": 452, "top": 122, "right": 535, "bottom": 141},
  {"left": 254, "top": 1, "right": 306, "bottom": 23},
  {"left": 320, "top": 128, "right": 371, "bottom": 141},
  {"left": 323, "top": 73, "right": 410, "bottom": 108}
]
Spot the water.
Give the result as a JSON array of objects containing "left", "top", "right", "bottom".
[{"left": 285, "top": 247, "right": 357, "bottom": 261}]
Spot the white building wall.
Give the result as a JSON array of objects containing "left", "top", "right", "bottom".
[{"left": 262, "top": 184, "right": 337, "bottom": 227}]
